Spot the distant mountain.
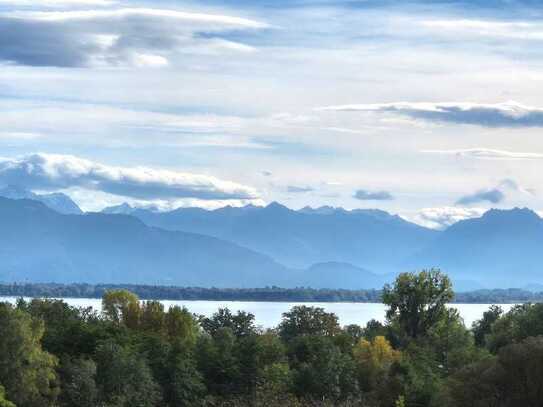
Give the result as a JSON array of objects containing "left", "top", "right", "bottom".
[
  {"left": 0, "top": 185, "right": 82, "bottom": 215},
  {"left": 105, "top": 202, "right": 438, "bottom": 272},
  {"left": 302, "top": 262, "right": 390, "bottom": 289},
  {"left": 101, "top": 202, "right": 137, "bottom": 215},
  {"left": 0, "top": 197, "right": 296, "bottom": 287},
  {"left": 9, "top": 196, "right": 543, "bottom": 289},
  {"left": 406, "top": 208, "right": 543, "bottom": 288}
]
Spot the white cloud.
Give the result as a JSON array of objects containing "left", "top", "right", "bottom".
[
  {"left": 410, "top": 206, "right": 487, "bottom": 229},
  {"left": 0, "top": 132, "right": 42, "bottom": 140},
  {"left": 422, "top": 148, "right": 543, "bottom": 160},
  {"left": 0, "top": 153, "right": 259, "bottom": 201},
  {"left": 0, "top": 0, "right": 116, "bottom": 6},
  {"left": 318, "top": 101, "right": 543, "bottom": 127},
  {"left": 420, "top": 19, "right": 543, "bottom": 40},
  {"left": 9, "top": 8, "right": 268, "bottom": 28},
  {"left": 132, "top": 53, "right": 169, "bottom": 68}
]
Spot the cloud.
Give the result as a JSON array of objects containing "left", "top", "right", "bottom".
[
  {"left": 412, "top": 206, "right": 487, "bottom": 229},
  {"left": 0, "top": 7, "right": 267, "bottom": 67},
  {"left": 456, "top": 178, "right": 534, "bottom": 205},
  {"left": 287, "top": 185, "right": 314, "bottom": 193},
  {"left": 422, "top": 148, "right": 543, "bottom": 160},
  {"left": 353, "top": 189, "right": 394, "bottom": 201},
  {"left": 420, "top": 19, "right": 543, "bottom": 40},
  {"left": 456, "top": 188, "right": 505, "bottom": 205},
  {"left": 0, "top": 0, "right": 116, "bottom": 5},
  {"left": 0, "top": 132, "right": 42, "bottom": 140},
  {"left": 261, "top": 171, "right": 272, "bottom": 176},
  {"left": 318, "top": 101, "right": 543, "bottom": 127},
  {"left": 0, "top": 153, "right": 259, "bottom": 201}
]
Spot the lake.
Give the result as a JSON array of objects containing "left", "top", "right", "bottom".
[{"left": 0, "top": 297, "right": 516, "bottom": 328}]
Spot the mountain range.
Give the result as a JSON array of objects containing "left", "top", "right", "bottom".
[
  {"left": 1, "top": 186, "right": 542, "bottom": 289},
  {"left": 0, "top": 184, "right": 82, "bottom": 214},
  {"left": 102, "top": 202, "right": 437, "bottom": 273}
]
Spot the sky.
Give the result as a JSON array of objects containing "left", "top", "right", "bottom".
[{"left": 1, "top": 0, "right": 543, "bottom": 228}]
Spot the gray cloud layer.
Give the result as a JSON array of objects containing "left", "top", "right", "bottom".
[
  {"left": 456, "top": 188, "right": 505, "bottom": 205},
  {"left": 320, "top": 101, "right": 543, "bottom": 128},
  {"left": 0, "top": 153, "right": 258, "bottom": 200},
  {"left": 353, "top": 189, "right": 394, "bottom": 201},
  {"left": 287, "top": 185, "right": 314, "bottom": 193},
  {"left": 0, "top": 7, "right": 266, "bottom": 67}
]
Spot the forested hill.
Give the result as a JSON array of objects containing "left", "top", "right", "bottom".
[{"left": 0, "top": 283, "right": 541, "bottom": 304}]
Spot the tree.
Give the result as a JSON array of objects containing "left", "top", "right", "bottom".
[
  {"left": 200, "top": 308, "right": 257, "bottom": 338},
  {"left": 17, "top": 298, "right": 102, "bottom": 357},
  {"left": 58, "top": 357, "right": 98, "bottom": 407},
  {"left": 0, "top": 303, "right": 59, "bottom": 407},
  {"left": 426, "top": 308, "right": 479, "bottom": 374},
  {"left": 278, "top": 306, "right": 341, "bottom": 341},
  {"left": 353, "top": 336, "right": 401, "bottom": 393},
  {"left": 164, "top": 341, "right": 206, "bottom": 406},
  {"left": 0, "top": 386, "right": 15, "bottom": 407},
  {"left": 382, "top": 269, "right": 454, "bottom": 340},
  {"left": 102, "top": 290, "right": 140, "bottom": 328},
  {"left": 442, "top": 336, "right": 543, "bottom": 407},
  {"left": 166, "top": 306, "right": 200, "bottom": 346},
  {"left": 94, "top": 340, "right": 162, "bottom": 406},
  {"left": 196, "top": 327, "right": 242, "bottom": 396},
  {"left": 289, "top": 335, "right": 358, "bottom": 401},
  {"left": 140, "top": 300, "right": 165, "bottom": 334},
  {"left": 472, "top": 305, "right": 503, "bottom": 347},
  {"left": 486, "top": 303, "right": 543, "bottom": 353}
]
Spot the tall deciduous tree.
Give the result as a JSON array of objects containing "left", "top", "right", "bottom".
[
  {"left": 382, "top": 269, "right": 453, "bottom": 340},
  {"left": 0, "top": 303, "right": 59, "bottom": 406},
  {"left": 102, "top": 290, "right": 140, "bottom": 328},
  {"left": 278, "top": 306, "right": 341, "bottom": 341}
]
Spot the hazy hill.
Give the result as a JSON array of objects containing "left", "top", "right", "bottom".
[
  {"left": 0, "top": 197, "right": 295, "bottom": 287},
  {"left": 406, "top": 208, "right": 543, "bottom": 287},
  {"left": 104, "top": 202, "right": 439, "bottom": 272}
]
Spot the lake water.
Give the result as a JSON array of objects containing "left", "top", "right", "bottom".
[{"left": 0, "top": 297, "right": 516, "bottom": 328}]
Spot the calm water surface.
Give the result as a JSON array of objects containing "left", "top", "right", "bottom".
[{"left": 0, "top": 297, "right": 515, "bottom": 328}]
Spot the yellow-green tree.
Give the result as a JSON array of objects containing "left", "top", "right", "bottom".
[
  {"left": 0, "top": 303, "right": 59, "bottom": 406},
  {"left": 102, "top": 290, "right": 140, "bottom": 328},
  {"left": 353, "top": 335, "right": 401, "bottom": 392}
]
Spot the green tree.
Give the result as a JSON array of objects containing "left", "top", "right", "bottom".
[
  {"left": 382, "top": 269, "right": 454, "bottom": 340},
  {"left": 58, "top": 357, "right": 98, "bottom": 407},
  {"left": 278, "top": 306, "right": 341, "bottom": 341},
  {"left": 472, "top": 305, "right": 503, "bottom": 347},
  {"left": 94, "top": 340, "right": 162, "bottom": 407},
  {"left": 164, "top": 341, "right": 206, "bottom": 406},
  {"left": 200, "top": 308, "right": 257, "bottom": 338},
  {"left": 0, "top": 386, "right": 15, "bottom": 407},
  {"left": 289, "top": 335, "right": 358, "bottom": 401},
  {"left": 0, "top": 303, "right": 59, "bottom": 407},
  {"left": 442, "top": 336, "right": 543, "bottom": 407},
  {"left": 166, "top": 306, "right": 200, "bottom": 346},
  {"left": 486, "top": 303, "right": 543, "bottom": 352},
  {"left": 196, "top": 328, "right": 242, "bottom": 396}
]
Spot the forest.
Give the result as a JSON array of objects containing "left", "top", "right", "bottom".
[
  {"left": 0, "top": 269, "right": 542, "bottom": 406},
  {"left": 0, "top": 282, "right": 540, "bottom": 303}
]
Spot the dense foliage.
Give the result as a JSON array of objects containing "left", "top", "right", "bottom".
[
  {"left": 1, "top": 269, "right": 543, "bottom": 406},
  {"left": 0, "top": 283, "right": 542, "bottom": 303}
]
